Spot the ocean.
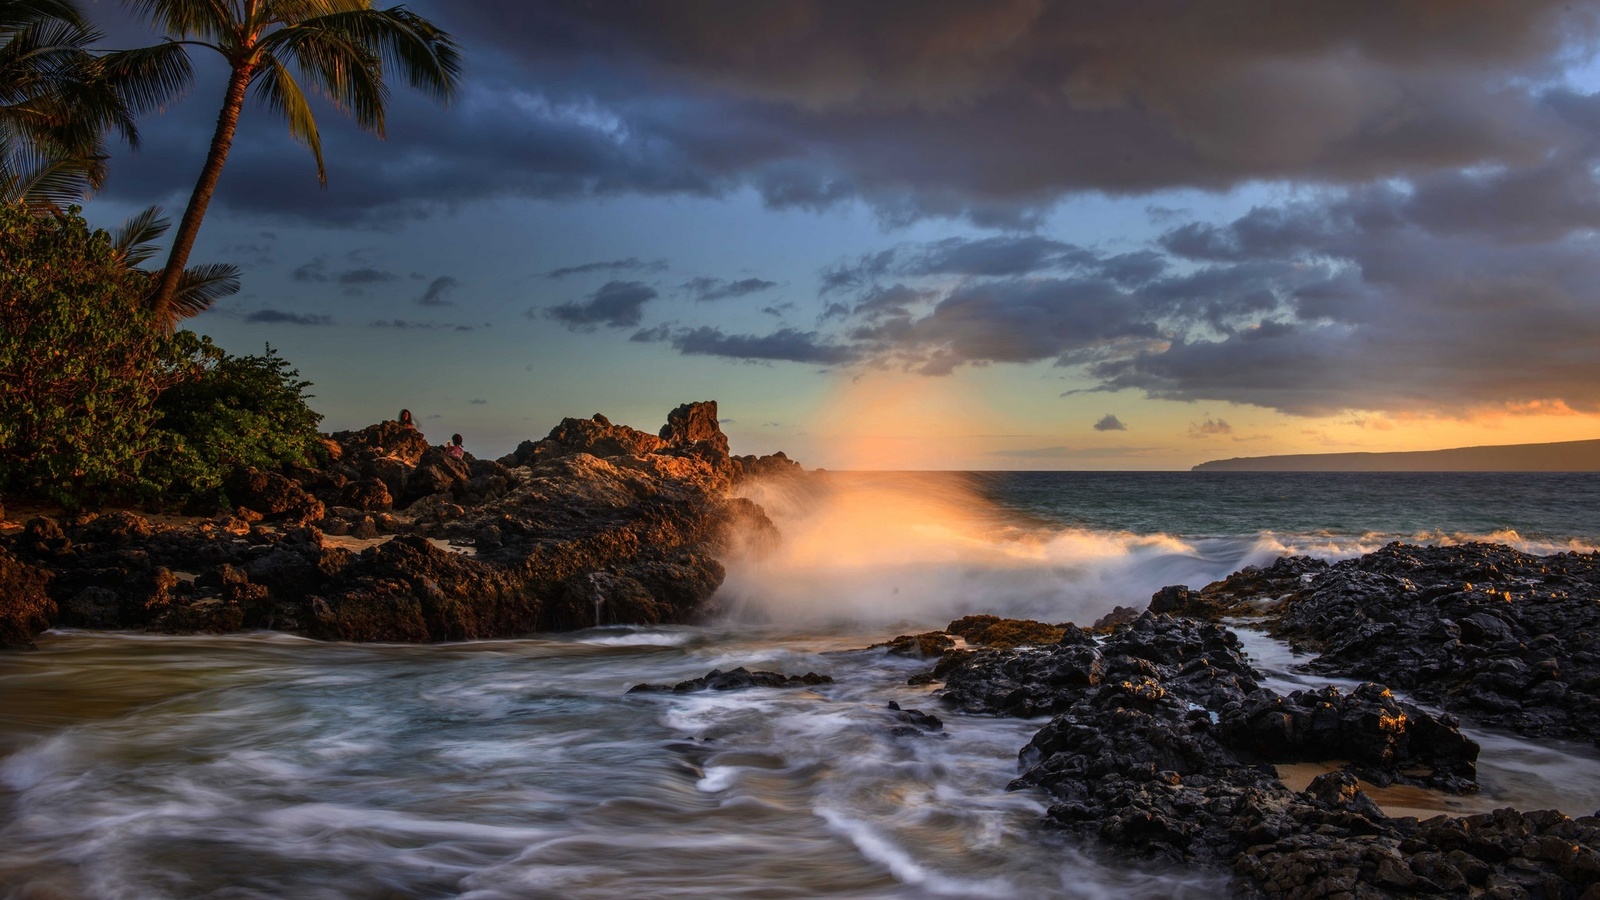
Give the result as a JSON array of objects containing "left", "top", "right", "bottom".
[{"left": 2, "top": 472, "right": 1598, "bottom": 898}]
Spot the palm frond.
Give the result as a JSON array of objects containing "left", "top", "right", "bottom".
[
  {"left": 256, "top": 20, "right": 384, "bottom": 135},
  {"left": 121, "top": 0, "right": 233, "bottom": 43},
  {"left": 167, "top": 260, "right": 240, "bottom": 322},
  {"left": 96, "top": 41, "right": 194, "bottom": 117},
  {"left": 250, "top": 54, "right": 325, "bottom": 179},
  {"left": 0, "top": 0, "right": 87, "bottom": 33},
  {"left": 112, "top": 204, "right": 169, "bottom": 266},
  {"left": 0, "top": 138, "right": 94, "bottom": 206},
  {"left": 280, "top": 7, "right": 459, "bottom": 105}
]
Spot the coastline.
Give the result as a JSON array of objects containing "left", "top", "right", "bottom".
[{"left": 3, "top": 406, "right": 1599, "bottom": 897}]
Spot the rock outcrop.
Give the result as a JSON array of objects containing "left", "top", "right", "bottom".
[
  {"left": 1, "top": 402, "right": 796, "bottom": 645},
  {"left": 920, "top": 612, "right": 1597, "bottom": 898},
  {"left": 626, "top": 666, "right": 833, "bottom": 694},
  {"left": 1159, "top": 543, "right": 1600, "bottom": 745},
  {"left": 0, "top": 547, "right": 54, "bottom": 649}
]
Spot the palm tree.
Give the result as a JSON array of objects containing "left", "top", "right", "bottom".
[
  {"left": 1, "top": 0, "right": 189, "bottom": 206},
  {"left": 125, "top": 0, "right": 461, "bottom": 324}
]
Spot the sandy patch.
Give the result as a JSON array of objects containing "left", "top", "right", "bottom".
[{"left": 1277, "top": 761, "right": 1498, "bottom": 819}]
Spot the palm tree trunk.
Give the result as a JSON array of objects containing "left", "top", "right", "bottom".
[{"left": 151, "top": 62, "right": 253, "bottom": 325}]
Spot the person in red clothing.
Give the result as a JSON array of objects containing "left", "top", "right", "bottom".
[{"left": 447, "top": 433, "right": 465, "bottom": 459}]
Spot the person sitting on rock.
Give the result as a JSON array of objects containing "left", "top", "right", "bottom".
[
  {"left": 447, "top": 433, "right": 465, "bottom": 460},
  {"left": 398, "top": 409, "right": 415, "bottom": 429}
]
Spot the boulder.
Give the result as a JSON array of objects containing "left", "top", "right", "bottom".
[
  {"left": 626, "top": 666, "right": 832, "bottom": 694},
  {"left": 226, "top": 468, "right": 325, "bottom": 523},
  {"left": 337, "top": 477, "right": 392, "bottom": 512},
  {"left": 498, "top": 413, "right": 667, "bottom": 468},
  {"left": 0, "top": 548, "right": 55, "bottom": 648},
  {"left": 401, "top": 446, "right": 472, "bottom": 505},
  {"left": 659, "top": 400, "right": 729, "bottom": 456},
  {"left": 330, "top": 419, "right": 430, "bottom": 467}
]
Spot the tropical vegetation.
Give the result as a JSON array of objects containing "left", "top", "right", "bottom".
[
  {"left": 1, "top": 0, "right": 188, "bottom": 207},
  {"left": 126, "top": 0, "right": 461, "bottom": 322},
  {"left": 0, "top": 203, "right": 320, "bottom": 508}
]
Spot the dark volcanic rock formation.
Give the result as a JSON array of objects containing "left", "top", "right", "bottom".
[
  {"left": 626, "top": 666, "right": 832, "bottom": 694},
  {"left": 927, "top": 612, "right": 1598, "bottom": 897},
  {"left": 0, "top": 547, "right": 54, "bottom": 649},
  {"left": 1167, "top": 543, "right": 1600, "bottom": 745},
  {"left": 1, "top": 402, "right": 798, "bottom": 645}
]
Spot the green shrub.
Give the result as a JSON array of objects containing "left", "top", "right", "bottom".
[
  {"left": 0, "top": 204, "right": 169, "bottom": 504},
  {"left": 146, "top": 332, "right": 325, "bottom": 500},
  {"left": 0, "top": 204, "right": 326, "bottom": 508}
]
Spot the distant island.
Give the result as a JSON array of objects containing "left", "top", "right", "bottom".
[{"left": 1192, "top": 438, "right": 1600, "bottom": 472}]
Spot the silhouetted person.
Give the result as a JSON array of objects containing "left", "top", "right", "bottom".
[
  {"left": 398, "top": 409, "right": 415, "bottom": 429},
  {"left": 447, "top": 433, "right": 465, "bottom": 460}
]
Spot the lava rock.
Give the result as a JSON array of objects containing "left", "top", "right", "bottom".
[{"left": 626, "top": 666, "right": 833, "bottom": 694}]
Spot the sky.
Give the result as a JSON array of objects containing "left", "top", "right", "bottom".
[{"left": 76, "top": 0, "right": 1600, "bottom": 469}]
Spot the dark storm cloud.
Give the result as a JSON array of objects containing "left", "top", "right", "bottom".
[
  {"left": 418, "top": 276, "right": 460, "bottom": 307},
  {"left": 682, "top": 276, "right": 778, "bottom": 301},
  {"left": 246, "top": 309, "right": 333, "bottom": 326},
  {"left": 369, "top": 319, "right": 472, "bottom": 330},
  {"left": 1093, "top": 414, "right": 1128, "bottom": 432},
  {"left": 544, "top": 280, "right": 659, "bottom": 329},
  {"left": 821, "top": 237, "right": 1169, "bottom": 292},
  {"left": 1088, "top": 191, "right": 1600, "bottom": 415},
  {"left": 424, "top": 0, "right": 1594, "bottom": 225},
  {"left": 546, "top": 257, "right": 670, "bottom": 279},
  {"left": 851, "top": 278, "right": 1164, "bottom": 375},
  {"left": 670, "top": 327, "right": 859, "bottom": 365},
  {"left": 906, "top": 236, "right": 1090, "bottom": 276},
  {"left": 340, "top": 267, "right": 399, "bottom": 285},
  {"left": 96, "top": 1, "right": 1600, "bottom": 227},
  {"left": 292, "top": 256, "right": 402, "bottom": 286}
]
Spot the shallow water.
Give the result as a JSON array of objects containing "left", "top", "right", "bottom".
[
  {"left": 0, "top": 628, "right": 1225, "bottom": 899},
  {"left": 6, "top": 470, "right": 1599, "bottom": 897},
  {"left": 1235, "top": 629, "right": 1600, "bottom": 820}
]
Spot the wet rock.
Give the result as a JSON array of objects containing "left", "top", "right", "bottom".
[
  {"left": 945, "top": 614, "right": 1068, "bottom": 648},
  {"left": 927, "top": 612, "right": 1551, "bottom": 896},
  {"left": 1221, "top": 682, "right": 1479, "bottom": 791},
  {"left": 61, "top": 585, "right": 120, "bottom": 628},
  {"left": 875, "top": 632, "right": 956, "bottom": 658},
  {"left": 1090, "top": 605, "right": 1142, "bottom": 632},
  {"left": 886, "top": 700, "right": 944, "bottom": 734},
  {"left": 1209, "top": 542, "right": 1600, "bottom": 744},
  {"left": 626, "top": 666, "right": 833, "bottom": 694}
]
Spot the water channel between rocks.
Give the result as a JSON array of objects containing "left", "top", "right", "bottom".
[{"left": 2, "top": 623, "right": 1596, "bottom": 899}]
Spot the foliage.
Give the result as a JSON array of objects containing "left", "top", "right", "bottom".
[
  {"left": 111, "top": 204, "right": 241, "bottom": 326},
  {"left": 0, "top": 201, "right": 168, "bottom": 503},
  {"left": 1, "top": 0, "right": 189, "bottom": 206},
  {"left": 0, "top": 203, "right": 321, "bottom": 507},
  {"left": 146, "top": 332, "right": 325, "bottom": 499},
  {"left": 129, "top": 0, "right": 462, "bottom": 320}
]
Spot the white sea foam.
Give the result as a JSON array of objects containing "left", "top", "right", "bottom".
[{"left": 719, "top": 473, "right": 1600, "bottom": 629}]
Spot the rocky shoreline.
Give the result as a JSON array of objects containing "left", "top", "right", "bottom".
[
  {"left": 882, "top": 543, "right": 1600, "bottom": 898},
  {"left": 4, "top": 421, "right": 1599, "bottom": 897},
  {"left": 0, "top": 401, "right": 798, "bottom": 647}
]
